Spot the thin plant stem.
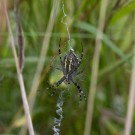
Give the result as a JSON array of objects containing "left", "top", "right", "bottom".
[
  {"left": 72, "top": 0, "right": 87, "bottom": 24},
  {"left": 3, "top": 1, "right": 35, "bottom": 135},
  {"left": 124, "top": 13, "right": 135, "bottom": 135},
  {"left": 124, "top": 48, "right": 135, "bottom": 135},
  {"left": 84, "top": 0, "right": 109, "bottom": 135},
  {"left": 15, "top": 0, "right": 24, "bottom": 72}
]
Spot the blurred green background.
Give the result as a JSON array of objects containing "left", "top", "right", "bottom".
[{"left": 0, "top": 0, "right": 134, "bottom": 135}]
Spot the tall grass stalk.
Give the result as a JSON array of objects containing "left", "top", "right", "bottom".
[
  {"left": 84, "top": 0, "right": 109, "bottom": 135},
  {"left": 124, "top": 14, "right": 135, "bottom": 135},
  {"left": 10, "top": 0, "right": 60, "bottom": 132},
  {"left": 3, "top": 0, "right": 35, "bottom": 135}
]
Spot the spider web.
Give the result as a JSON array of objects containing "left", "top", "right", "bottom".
[{"left": 52, "top": 1, "right": 72, "bottom": 135}]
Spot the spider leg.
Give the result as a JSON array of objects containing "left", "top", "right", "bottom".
[
  {"left": 76, "top": 70, "right": 83, "bottom": 76},
  {"left": 58, "top": 39, "right": 63, "bottom": 65},
  {"left": 50, "top": 65, "right": 62, "bottom": 71},
  {"left": 71, "top": 79, "right": 86, "bottom": 101},
  {"left": 55, "top": 67, "right": 62, "bottom": 71},
  {"left": 49, "top": 76, "right": 65, "bottom": 96},
  {"left": 78, "top": 42, "right": 83, "bottom": 66}
]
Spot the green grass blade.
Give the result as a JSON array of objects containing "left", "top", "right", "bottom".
[
  {"left": 75, "top": 22, "right": 125, "bottom": 58},
  {"left": 109, "top": 1, "right": 135, "bottom": 25},
  {"left": 99, "top": 52, "right": 134, "bottom": 78}
]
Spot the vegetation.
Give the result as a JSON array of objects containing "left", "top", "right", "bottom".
[{"left": 0, "top": 0, "right": 134, "bottom": 135}]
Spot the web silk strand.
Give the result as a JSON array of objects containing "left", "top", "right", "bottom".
[
  {"left": 53, "top": 91, "right": 65, "bottom": 135},
  {"left": 61, "top": 1, "right": 71, "bottom": 48}
]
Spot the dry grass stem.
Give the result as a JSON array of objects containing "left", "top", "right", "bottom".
[
  {"left": 3, "top": 1, "right": 35, "bottom": 135},
  {"left": 84, "top": 0, "right": 109, "bottom": 135},
  {"left": 124, "top": 42, "right": 135, "bottom": 135}
]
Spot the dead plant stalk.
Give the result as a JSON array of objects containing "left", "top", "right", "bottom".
[{"left": 3, "top": 1, "right": 35, "bottom": 135}]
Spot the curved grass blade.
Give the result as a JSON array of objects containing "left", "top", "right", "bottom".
[
  {"left": 75, "top": 21, "right": 125, "bottom": 58},
  {"left": 109, "top": 1, "right": 135, "bottom": 26},
  {"left": 99, "top": 51, "right": 134, "bottom": 78}
]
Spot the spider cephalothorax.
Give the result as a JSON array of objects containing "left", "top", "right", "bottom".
[{"left": 49, "top": 39, "right": 86, "bottom": 101}]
